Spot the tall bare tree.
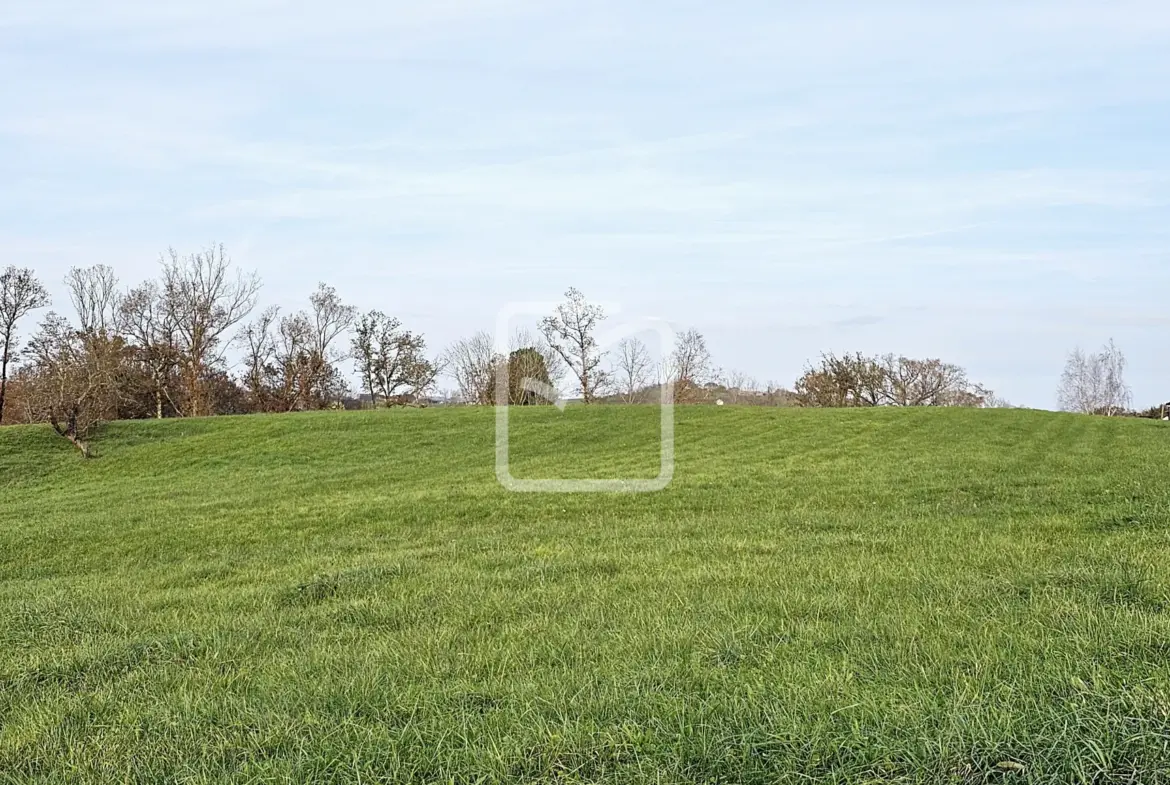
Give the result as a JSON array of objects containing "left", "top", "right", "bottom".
[
  {"left": 351, "top": 311, "right": 438, "bottom": 406},
  {"left": 237, "top": 306, "right": 280, "bottom": 412},
  {"left": 233, "top": 284, "right": 355, "bottom": 413},
  {"left": 1, "top": 266, "right": 51, "bottom": 424},
  {"left": 161, "top": 245, "right": 260, "bottom": 416},
  {"left": 274, "top": 311, "right": 315, "bottom": 410},
  {"left": 65, "top": 265, "right": 130, "bottom": 418},
  {"left": 272, "top": 302, "right": 352, "bottom": 411},
  {"left": 308, "top": 284, "right": 355, "bottom": 353},
  {"left": 306, "top": 283, "right": 357, "bottom": 400},
  {"left": 668, "top": 328, "right": 714, "bottom": 403},
  {"left": 443, "top": 331, "right": 497, "bottom": 405},
  {"left": 1057, "top": 340, "right": 1131, "bottom": 415},
  {"left": 540, "top": 288, "right": 608, "bottom": 403},
  {"left": 120, "top": 281, "right": 181, "bottom": 419},
  {"left": 65, "top": 265, "right": 121, "bottom": 336},
  {"left": 614, "top": 337, "right": 654, "bottom": 403}
]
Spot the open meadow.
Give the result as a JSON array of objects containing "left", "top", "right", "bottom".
[{"left": 2, "top": 406, "right": 1170, "bottom": 783}]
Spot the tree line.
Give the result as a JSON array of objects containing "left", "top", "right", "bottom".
[
  {"left": 0, "top": 249, "right": 1151, "bottom": 456},
  {"left": 0, "top": 249, "right": 437, "bottom": 455}
]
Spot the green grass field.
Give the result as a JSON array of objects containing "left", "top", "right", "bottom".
[{"left": 2, "top": 406, "right": 1170, "bottom": 783}]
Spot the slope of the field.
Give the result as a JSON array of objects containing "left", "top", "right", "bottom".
[{"left": 2, "top": 407, "right": 1170, "bottom": 784}]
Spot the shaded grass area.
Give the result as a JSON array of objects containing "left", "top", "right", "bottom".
[{"left": 2, "top": 406, "right": 1170, "bottom": 783}]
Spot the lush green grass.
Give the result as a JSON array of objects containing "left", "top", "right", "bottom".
[{"left": 2, "top": 406, "right": 1170, "bottom": 783}]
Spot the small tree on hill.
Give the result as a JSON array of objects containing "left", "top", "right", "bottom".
[
  {"left": 540, "top": 288, "right": 608, "bottom": 403},
  {"left": 161, "top": 245, "right": 260, "bottom": 416},
  {"left": 119, "top": 281, "right": 182, "bottom": 419},
  {"left": 22, "top": 314, "right": 122, "bottom": 456},
  {"left": 1, "top": 266, "right": 51, "bottom": 424},
  {"left": 666, "top": 328, "right": 714, "bottom": 403},
  {"left": 614, "top": 337, "right": 654, "bottom": 404},
  {"left": 795, "top": 352, "right": 885, "bottom": 407},
  {"left": 1057, "top": 340, "right": 1131, "bottom": 415},
  {"left": 351, "top": 311, "right": 438, "bottom": 406},
  {"left": 880, "top": 355, "right": 986, "bottom": 407},
  {"left": 443, "top": 331, "right": 496, "bottom": 405},
  {"left": 234, "top": 284, "right": 355, "bottom": 413}
]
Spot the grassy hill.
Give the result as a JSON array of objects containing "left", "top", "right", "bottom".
[{"left": 2, "top": 406, "right": 1170, "bottom": 783}]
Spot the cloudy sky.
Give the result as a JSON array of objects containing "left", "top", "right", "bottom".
[{"left": 2, "top": 1, "right": 1168, "bottom": 407}]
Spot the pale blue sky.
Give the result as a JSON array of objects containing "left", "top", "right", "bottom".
[{"left": 2, "top": 1, "right": 1169, "bottom": 407}]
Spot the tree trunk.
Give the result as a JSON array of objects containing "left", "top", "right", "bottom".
[
  {"left": 49, "top": 415, "right": 92, "bottom": 458},
  {"left": 64, "top": 431, "right": 91, "bottom": 458},
  {"left": 0, "top": 337, "right": 10, "bottom": 424},
  {"left": 188, "top": 361, "right": 202, "bottom": 417}
]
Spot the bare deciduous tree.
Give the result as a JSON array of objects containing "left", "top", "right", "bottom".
[
  {"left": 274, "top": 311, "right": 314, "bottom": 410},
  {"left": 120, "top": 282, "right": 182, "bottom": 419},
  {"left": 65, "top": 265, "right": 132, "bottom": 420},
  {"left": 794, "top": 352, "right": 885, "bottom": 407},
  {"left": 614, "top": 337, "right": 654, "bottom": 403},
  {"left": 306, "top": 283, "right": 357, "bottom": 392},
  {"left": 1, "top": 266, "right": 51, "bottom": 424},
  {"left": 22, "top": 313, "right": 120, "bottom": 456},
  {"left": 351, "top": 311, "right": 438, "bottom": 406},
  {"left": 1098, "top": 339, "right": 1130, "bottom": 416},
  {"left": 668, "top": 328, "right": 714, "bottom": 403},
  {"left": 1057, "top": 340, "right": 1131, "bottom": 415},
  {"left": 540, "top": 288, "right": 608, "bottom": 403},
  {"left": 161, "top": 245, "right": 260, "bottom": 416},
  {"left": 794, "top": 352, "right": 989, "bottom": 408},
  {"left": 880, "top": 355, "right": 982, "bottom": 407},
  {"left": 234, "top": 284, "right": 355, "bottom": 413},
  {"left": 308, "top": 284, "right": 354, "bottom": 354},
  {"left": 720, "top": 369, "right": 757, "bottom": 404},
  {"left": 443, "top": 331, "right": 497, "bottom": 405},
  {"left": 237, "top": 306, "right": 280, "bottom": 411},
  {"left": 444, "top": 328, "right": 564, "bottom": 405},
  {"left": 982, "top": 393, "right": 1015, "bottom": 409},
  {"left": 65, "top": 265, "right": 121, "bottom": 336}
]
